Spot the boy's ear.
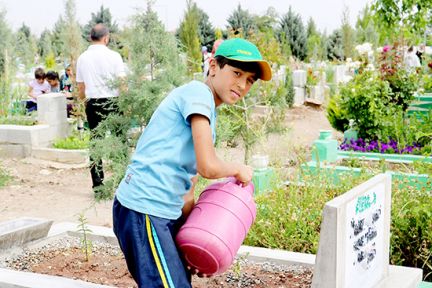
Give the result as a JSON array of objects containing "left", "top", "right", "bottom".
[{"left": 208, "top": 58, "right": 218, "bottom": 77}]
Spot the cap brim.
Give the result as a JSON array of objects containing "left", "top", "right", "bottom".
[
  {"left": 224, "top": 57, "right": 272, "bottom": 81},
  {"left": 257, "top": 61, "right": 272, "bottom": 81}
]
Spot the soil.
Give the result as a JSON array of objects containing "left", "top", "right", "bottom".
[
  {"left": 4, "top": 238, "right": 313, "bottom": 288},
  {"left": 0, "top": 106, "right": 333, "bottom": 287}
]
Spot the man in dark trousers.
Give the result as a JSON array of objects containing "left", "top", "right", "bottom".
[{"left": 76, "top": 24, "right": 126, "bottom": 195}]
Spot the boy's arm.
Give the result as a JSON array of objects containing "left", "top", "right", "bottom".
[
  {"left": 191, "top": 114, "right": 253, "bottom": 186},
  {"left": 182, "top": 175, "right": 197, "bottom": 218},
  {"left": 28, "top": 86, "right": 35, "bottom": 99},
  {"left": 77, "top": 82, "right": 86, "bottom": 101}
]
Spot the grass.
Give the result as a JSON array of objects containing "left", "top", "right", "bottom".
[
  {"left": 52, "top": 130, "right": 90, "bottom": 150},
  {"left": 0, "top": 164, "right": 11, "bottom": 188},
  {"left": 0, "top": 115, "right": 37, "bottom": 126},
  {"left": 243, "top": 167, "right": 432, "bottom": 281}
]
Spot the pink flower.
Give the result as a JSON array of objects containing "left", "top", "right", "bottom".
[{"left": 383, "top": 45, "right": 391, "bottom": 53}]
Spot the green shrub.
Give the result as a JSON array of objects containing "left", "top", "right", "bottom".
[
  {"left": 421, "top": 74, "right": 432, "bottom": 93},
  {"left": 0, "top": 164, "right": 11, "bottom": 188},
  {"left": 52, "top": 131, "right": 89, "bottom": 150},
  {"left": 245, "top": 171, "right": 371, "bottom": 252},
  {"left": 390, "top": 180, "right": 432, "bottom": 280},
  {"left": 245, "top": 172, "right": 432, "bottom": 281},
  {"left": 329, "top": 71, "right": 397, "bottom": 139},
  {"left": 0, "top": 115, "right": 37, "bottom": 126},
  {"left": 326, "top": 93, "right": 348, "bottom": 132}
]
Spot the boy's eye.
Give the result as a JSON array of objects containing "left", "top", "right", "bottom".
[
  {"left": 233, "top": 71, "right": 241, "bottom": 76},
  {"left": 247, "top": 78, "right": 255, "bottom": 85}
]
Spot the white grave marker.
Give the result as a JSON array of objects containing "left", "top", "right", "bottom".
[{"left": 312, "top": 173, "right": 422, "bottom": 288}]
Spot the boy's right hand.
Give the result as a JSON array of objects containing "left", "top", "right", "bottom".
[{"left": 234, "top": 164, "right": 254, "bottom": 187}]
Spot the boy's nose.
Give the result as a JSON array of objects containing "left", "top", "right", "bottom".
[{"left": 237, "top": 78, "right": 246, "bottom": 91}]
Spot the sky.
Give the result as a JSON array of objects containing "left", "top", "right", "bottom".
[{"left": 0, "top": 0, "right": 372, "bottom": 36}]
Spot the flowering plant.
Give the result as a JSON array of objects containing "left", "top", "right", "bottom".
[{"left": 340, "top": 138, "right": 422, "bottom": 154}]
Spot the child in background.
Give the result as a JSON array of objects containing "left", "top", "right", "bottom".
[
  {"left": 60, "top": 64, "right": 73, "bottom": 92},
  {"left": 113, "top": 38, "right": 272, "bottom": 288},
  {"left": 203, "top": 39, "right": 224, "bottom": 78},
  {"left": 46, "top": 70, "right": 74, "bottom": 117},
  {"left": 27, "top": 67, "right": 50, "bottom": 112},
  {"left": 46, "top": 71, "right": 61, "bottom": 92}
]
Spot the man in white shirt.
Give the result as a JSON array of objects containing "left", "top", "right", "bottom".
[
  {"left": 76, "top": 23, "right": 126, "bottom": 193},
  {"left": 404, "top": 46, "right": 421, "bottom": 71}
]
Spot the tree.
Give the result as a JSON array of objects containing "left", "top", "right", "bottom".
[
  {"left": 82, "top": 5, "right": 122, "bottom": 52},
  {"left": 92, "top": 1, "right": 187, "bottom": 198},
  {"left": 37, "top": 29, "right": 54, "bottom": 60},
  {"left": 51, "top": 16, "right": 67, "bottom": 59},
  {"left": 178, "top": 0, "right": 202, "bottom": 74},
  {"left": 306, "top": 18, "right": 324, "bottom": 62},
  {"left": 248, "top": 8, "right": 285, "bottom": 65},
  {"left": 0, "top": 8, "right": 12, "bottom": 73},
  {"left": 0, "top": 8, "right": 14, "bottom": 116},
  {"left": 279, "top": 7, "right": 307, "bottom": 61},
  {"left": 254, "top": 7, "right": 279, "bottom": 32},
  {"left": 14, "top": 23, "right": 37, "bottom": 68},
  {"left": 83, "top": 5, "right": 119, "bottom": 39},
  {"left": 372, "top": 0, "right": 432, "bottom": 38},
  {"left": 356, "top": 4, "right": 379, "bottom": 46},
  {"left": 196, "top": 6, "right": 215, "bottom": 49},
  {"left": 327, "top": 29, "right": 344, "bottom": 61},
  {"left": 226, "top": 4, "right": 256, "bottom": 38},
  {"left": 340, "top": 6, "right": 355, "bottom": 60},
  {"left": 306, "top": 17, "right": 318, "bottom": 38},
  {"left": 61, "top": 0, "right": 84, "bottom": 68}
]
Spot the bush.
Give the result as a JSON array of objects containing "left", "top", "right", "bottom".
[
  {"left": 337, "top": 71, "right": 394, "bottom": 139},
  {"left": 326, "top": 93, "right": 348, "bottom": 132},
  {"left": 390, "top": 180, "right": 432, "bottom": 280},
  {"left": 0, "top": 115, "right": 37, "bottom": 126},
  {"left": 52, "top": 131, "right": 89, "bottom": 150},
  {"left": 244, "top": 172, "right": 432, "bottom": 281},
  {"left": 245, "top": 171, "right": 371, "bottom": 252},
  {"left": 0, "top": 164, "right": 11, "bottom": 188}
]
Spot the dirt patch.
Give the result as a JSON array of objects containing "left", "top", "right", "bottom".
[{"left": 4, "top": 238, "right": 313, "bottom": 288}]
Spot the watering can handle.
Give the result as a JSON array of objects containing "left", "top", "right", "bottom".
[{"left": 227, "top": 177, "right": 255, "bottom": 195}]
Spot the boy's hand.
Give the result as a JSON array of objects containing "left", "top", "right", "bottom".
[{"left": 234, "top": 164, "right": 253, "bottom": 187}]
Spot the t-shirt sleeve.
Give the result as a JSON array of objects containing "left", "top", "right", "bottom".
[{"left": 181, "top": 88, "right": 213, "bottom": 125}]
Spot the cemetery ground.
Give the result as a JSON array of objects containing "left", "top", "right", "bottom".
[
  {"left": 0, "top": 105, "right": 331, "bottom": 287},
  {"left": 0, "top": 105, "right": 334, "bottom": 227}
]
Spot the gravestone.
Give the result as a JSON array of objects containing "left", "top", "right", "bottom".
[
  {"left": 293, "top": 70, "right": 307, "bottom": 87},
  {"left": 294, "top": 87, "right": 305, "bottom": 106},
  {"left": 312, "top": 173, "right": 422, "bottom": 288},
  {"left": 334, "top": 65, "right": 347, "bottom": 84},
  {"left": 37, "top": 93, "right": 70, "bottom": 141}
]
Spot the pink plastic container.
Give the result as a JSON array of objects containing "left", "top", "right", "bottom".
[{"left": 176, "top": 178, "right": 256, "bottom": 276}]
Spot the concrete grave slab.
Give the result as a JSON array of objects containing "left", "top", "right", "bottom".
[{"left": 0, "top": 218, "right": 53, "bottom": 251}]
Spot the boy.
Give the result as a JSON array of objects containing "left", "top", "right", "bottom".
[
  {"left": 27, "top": 67, "right": 50, "bottom": 112},
  {"left": 45, "top": 71, "right": 61, "bottom": 92},
  {"left": 113, "top": 38, "right": 272, "bottom": 288}
]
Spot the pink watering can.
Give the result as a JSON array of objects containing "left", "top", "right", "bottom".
[{"left": 176, "top": 178, "right": 256, "bottom": 276}]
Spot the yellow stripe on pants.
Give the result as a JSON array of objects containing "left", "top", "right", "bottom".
[{"left": 146, "top": 215, "right": 169, "bottom": 288}]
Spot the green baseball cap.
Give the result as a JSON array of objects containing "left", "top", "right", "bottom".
[{"left": 214, "top": 38, "right": 272, "bottom": 81}]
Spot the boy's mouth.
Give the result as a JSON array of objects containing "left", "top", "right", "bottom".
[{"left": 231, "top": 90, "right": 240, "bottom": 99}]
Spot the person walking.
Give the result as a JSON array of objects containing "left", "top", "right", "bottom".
[{"left": 76, "top": 23, "right": 126, "bottom": 194}]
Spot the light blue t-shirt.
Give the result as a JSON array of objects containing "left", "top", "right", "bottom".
[{"left": 116, "top": 81, "right": 217, "bottom": 219}]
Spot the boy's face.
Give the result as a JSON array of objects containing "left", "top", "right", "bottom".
[
  {"left": 47, "top": 79, "right": 59, "bottom": 86},
  {"left": 36, "top": 78, "right": 45, "bottom": 84},
  {"left": 209, "top": 59, "right": 256, "bottom": 106}
]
